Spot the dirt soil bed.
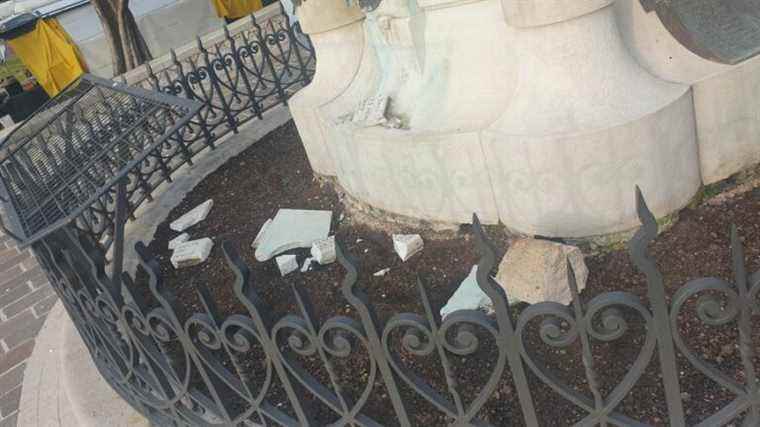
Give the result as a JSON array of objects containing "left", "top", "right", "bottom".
[{"left": 140, "top": 121, "right": 760, "bottom": 426}]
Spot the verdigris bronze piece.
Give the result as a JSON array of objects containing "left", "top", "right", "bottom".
[{"left": 641, "top": 0, "right": 760, "bottom": 65}]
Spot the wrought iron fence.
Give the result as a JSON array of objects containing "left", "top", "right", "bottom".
[
  {"left": 29, "top": 188, "right": 760, "bottom": 426},
  {"left": 36, "top": 6, "right": 314, "bottom": 250}
]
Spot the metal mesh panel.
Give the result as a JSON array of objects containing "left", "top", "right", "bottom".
[{"left": 0, "top": 75, "right": 201, "bottom": 244}]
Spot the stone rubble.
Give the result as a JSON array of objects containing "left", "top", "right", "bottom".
[
  {"left": 255, "top": 209, "right": 332, "bottom": 261},
  {"left": 301, "top": 257, "right": 314, "bottom": 273},
  {"left": 495, "top": 238, "right": 588, "bottom": 305},
  {"left": 311, "top": 236, "right": 336, "bottom": 265},
  {"left": 170, "top": 199, "right": 213, "bottom": 232},
  {"left": 170, "top": 238, "right": 214, "bottom": 269},
  {"left": 392, "top": 234, "right": 424, "bottom": 262},
  {"left": 168, "top": 233, "right": 190, "bottom": 251},
  {"left": 373, "top": 268, "right": 391, "bottom": 277},
  {"left": 276, "top": 255, "right": 299, "bottom": 277},
  {"left": 440, "top": 266, "right": 493, "bottom": 319}
]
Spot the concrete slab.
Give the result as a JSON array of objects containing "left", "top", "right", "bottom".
[{"left": 254, "top": 209, "right": 332, "bottom": 262}]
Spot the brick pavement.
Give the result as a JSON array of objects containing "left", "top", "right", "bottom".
[{"left": 0, "top": 230, "right": 54, "bottom": 427}]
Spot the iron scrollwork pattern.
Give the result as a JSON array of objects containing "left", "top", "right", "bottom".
[
  {"left": 30, "top": 187, "right": 760, "bottom": 426},
  {"left": 74, "top": 6, "right": 315, "bottom": 250}
]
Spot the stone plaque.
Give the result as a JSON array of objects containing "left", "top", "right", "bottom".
[{"left": 645, "top": 0, "right": 760, "bottom": 65}]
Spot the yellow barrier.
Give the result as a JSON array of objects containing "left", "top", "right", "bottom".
[
  {"left": 8, "top": 18, "right": 87, "bottom": 96},
  {"left": 211, "top": 0, "right": 264, "bottom": 19}
]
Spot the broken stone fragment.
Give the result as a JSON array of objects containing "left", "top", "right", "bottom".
[
  {"left": 301, "top": 257, "right": 314, "bottom": 273},
  {"left": 311, "top": 236, "right": 336, "bottom": 265},
  {"left": 255, "top": 209, "right": 332, "bottom": 261},
  {"left": 170, "top": 200, "right": 213, "bottom": 232},
  {"left": 276, "top": 254, "right": 299, "bottom": 277},
  {"left": 170, "top": 238, "right": 214, "bottom": 269},
  {"left": 251, "top": 218, "right": 273, "bottom": 249},
  {"left": 440, "top": 266, "right": 493, "bottom": 319},
  {"left": 168, "top": 233, "right": 190, "bottom": 250},
  {"left": 495, "top": 239, "right": 588, "bottom": 305},
  {"left": 373, "top": 268, "right": 391, "bottom": 277},
  {"left": 351, "top": 95, "right": 389, "bottom": 127},
  {"left": 392, "top": 234, "right": 423, "bottom": 262}
]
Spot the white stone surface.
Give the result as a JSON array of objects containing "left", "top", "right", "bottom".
[
  {"left": 170, "top": 238, "right": 214, "bottom": 269},
  {"left": 693, "top": 58, "right": 760, "bottom": 184},
  {"left": 255, "top": 209, "right": 332, "bottom": 261},
  {"left": 503, "top": 0, "right": 612, "bottom": 27},
  {"left": 440, "top": 265, "right": 493, "bottom": 319},
  {"left": 290, "top": 0, "right": 760, "bottom": 239},
  {"left": 168, "top": 233, "right": 190, "bottom": 250},
  {"left": 495, "top": 239, "right": 588, "bottom": 305},
  {"left": 277, "top": 254, "right": 299, "bottom": 276},
  {"left": 170, "top": 199, "right": 213, "bottom": 232},
  {"left": 289, "top": 0, "right": 366, "bottom": 175},
  {"left": 251, "top": 218, "right": 273, "bottom": 249},
  {"left": 483, "top": 6, "right": 700, "bottom": 237},
  {"left": 393, "top": 234, "right": 423, "bottom": 262},
  {"left": 311, "top": 236, "right": 336, "bottom": 265}
]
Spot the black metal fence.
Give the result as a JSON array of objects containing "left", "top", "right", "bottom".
[
  {"left": 5, "top": 5, "right": 760, "bottom": 427},
  {"left": 82, "top": 7, "right": 314, "bottom": 249},
  {"left": 30, "top": 189, "right": 760, "bottom": 426}
]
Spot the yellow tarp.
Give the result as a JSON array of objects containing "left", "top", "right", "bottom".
[
  {"left": 8, "top": 18, "right": 87, "bottom": 97},
  {"left": 211, "top": 0, "right": 264, "bottom": 19}
]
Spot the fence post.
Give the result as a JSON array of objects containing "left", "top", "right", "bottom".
[{"left": 629, "top": 187, "right": 686, "bottom": 426}]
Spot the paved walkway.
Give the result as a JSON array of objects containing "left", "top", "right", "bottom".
[{"left": 0, "top": 230, "right": 54, "bottom": 427}]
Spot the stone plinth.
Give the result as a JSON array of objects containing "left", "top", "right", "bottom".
[
  {"left": 291, "top": 0, "right": 760, "bottom": 239},
  {"left": 615, "top": 0, "right": 760, "bottom": 184}
]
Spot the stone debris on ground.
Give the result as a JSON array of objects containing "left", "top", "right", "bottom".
[
  {"left": 255, "top": 209, "right": 332, "bottom": 261},
  {"left": 276, "top": 254, "right": 299, "bottom": 276},
  {"left": 170, "top": 199, "right": 214, "bottom": 232},
  {"left": 373, "top": 268, "right": 391, "bottom": 277},
  {"left": 311, "top": 236, "right": 336, "bottom": 265},
  {"left": 168, "top": 233, "right": 190, "bottom": 250},
  {"left": 440, "top": 265, "right": 493, "bottom": 319},
  {"left": 393, "top": 234, "right": 424, "bottom": 262},
  {"left": 495, "top": 238, "right": 588, "bottom": 305},
  {"left": 251, "top": 218, "right": 273, "bottom": 248},
  {"left": 301, "top": 257, "right": 314, "bottom": 272},
  {"left": 170, "top": 238, "right": 214, "bottom": 269}
]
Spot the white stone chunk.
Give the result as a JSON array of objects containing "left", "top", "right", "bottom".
[
  {"left": 441, "top": 266, "right": 493, "bottom": 319},
  {"left": 255, "top": 209, "right": 332, "bottom": 261},
  {"left": 251, "top": 218, "right": 273, "bottom": 249},
  {"left": 301, "top": 257, "right": 314, "bottom": 273},
  {"left": 311, "top": 236, "right": 336, "bottom": 265},
  {"left": 392, "top": 234, "right": 424, "bottom": 262},
  {"left": 168, "top": 233, "right": 190, "bottom": 250},
  {"left": 170, "top": 200, "right": 213, "bottom": 232},
  {"left": 495, "top": 239, "right": 588, "bottom": 305},
  {"left": 170, "top": 238, "right": 214, "bottom": 269},
  {"left": 351, "top": 95, "right": 389, "bottom": 127},
  {"left": 276, "top": 255, "right": 299, "bottom": 277},
  {"left": 373, "top": 268, "right": 391, "bottom": 277}
]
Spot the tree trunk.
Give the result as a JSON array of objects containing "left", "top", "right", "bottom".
[{"left": 91, "top": 0, "right": 152, "bottom": 76}]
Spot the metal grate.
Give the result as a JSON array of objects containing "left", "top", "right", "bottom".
[{"left": 0, "top": 74, "right": 201, "bottom": 244}]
